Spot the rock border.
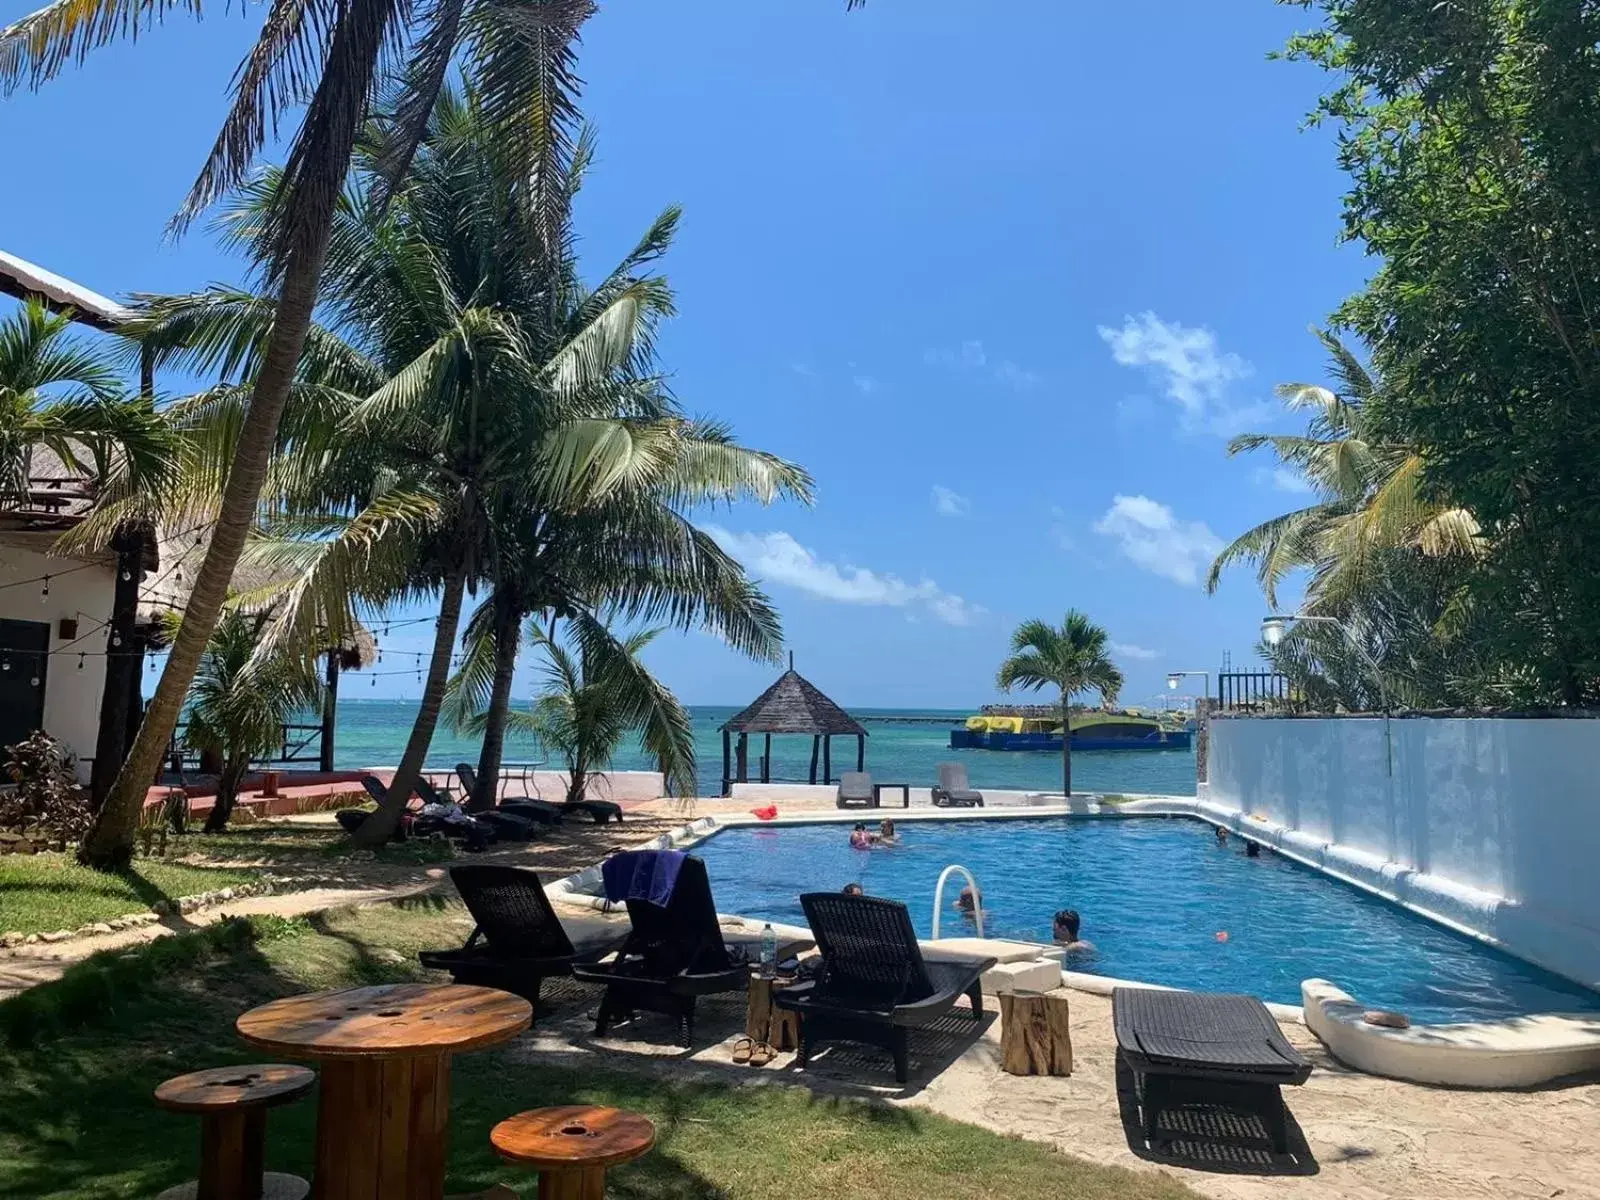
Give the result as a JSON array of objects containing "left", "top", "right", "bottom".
[{"left": 0, "top": 878, "right": 284, "bottom": 952}]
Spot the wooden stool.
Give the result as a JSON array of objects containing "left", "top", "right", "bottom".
[
  {"left": 154, "top": 1065, "right": 315, "bottom": 1200},
  {"left": 745, "top": 974, "right": 801, "bottom": 1052},
  {"left": 998, "top": 990, "right": 1073, "bottom": 1077},
  {"left": 491, "top": 1106, "right": 655, "bottom": 1200}
]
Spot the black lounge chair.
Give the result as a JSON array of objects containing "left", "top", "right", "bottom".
[
  {"left": 455, "top": 762, "right": 570, "bottom": 826},
  {"left": 346, "top": 775, "right": 497, "bottom": 851},
  {"left": 931, "top": 762, "right": 984, "bottom": 807},
  {"left": 571, "top": 854, "right": 749, "bottom": 1047},
  {"left": 775, "top": 892, "right": 996, "bottom": 1083},
  {"left": 418, "top": 864, "right": 628, "bottom": 1010},
  {"left": 836, "top": 771, "right": 875, "bottom": 809},
  {"left": 416, "top": 774, "right": 538, "bottom": 841},
  {"left": 1113, "top": 986, "right": 1312, "bottom": 1155}
]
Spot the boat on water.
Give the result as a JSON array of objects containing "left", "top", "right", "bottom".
[{"left": 948, "top": 709, "right": 1192, "bottom": 752}]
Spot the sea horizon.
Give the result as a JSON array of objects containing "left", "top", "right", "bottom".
[{"left": 327, "top": 699, "right": 1198, "bottom": 798}]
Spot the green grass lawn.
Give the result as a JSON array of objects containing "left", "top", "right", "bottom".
[
  {"left": 0, "top": 855, "right": 260, "bottom": 936},
  {"left": 0, "top": 903, "right": 1201, "bottom": 1200}
]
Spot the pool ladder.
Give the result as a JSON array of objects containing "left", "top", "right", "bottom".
[{"left": 930, "top": 864, "right": 985, "bottom": 939}]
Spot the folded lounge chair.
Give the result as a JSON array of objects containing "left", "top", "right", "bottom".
[
  {"left": 931, "top": 762, "right": 985, "bottom": 807},
  {"left": 571, "top": 853, "right": 749, "bottom": 1047},
  {"left": 775, "top": 892, "right": 996, "bottom": 1083},
  {"left": 1113, "top": 986, "right": 1312, "bottom": 1155},
  {"left": 457, "top": 762, "right": 623, "bottom": 825},
  {"left": 416, "top": 775, "right": 538, "bottom": 841},
  {"left": 836, "top": 771, "right": 875, "bottom": 809},
  {"left": 418, "top": 864, "right": 628, "bottom": 1010}
]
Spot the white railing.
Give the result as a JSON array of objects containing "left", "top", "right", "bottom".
[{"left": 931, "top": 863, "right": 984, "bottom": 938}]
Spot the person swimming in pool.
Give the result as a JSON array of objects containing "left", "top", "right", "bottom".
[
  {"left": 849, "top": 823, "right": 873, "bottom": 850},
  {"left": 1052, "top": 909, "right": 1095, "bottom": 957},
  {"left": 955, "top": 884, "right": 982, "bottom": 912},
  {"left": 1245, "top": 839, "right": 1262, "bottom": 858},
  {"left": 875, "top": 819, "right": 898, "bottom": 846},
  {"left": 1214, "top": 825, "right": 1229, "bottom": 847},
  {"left": 842, "top": 882, "right": 864, "bottom": 896}
]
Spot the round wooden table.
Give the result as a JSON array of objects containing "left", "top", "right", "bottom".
[
  {"left": 237, "top": 983, "right": 531, "bottom": 1200},
  {"left": 490, "top": 1106, "right": 655, "bottom": 1200},
  {"left": 154, "top": 1065, "right": 315, "bottom": 1200}
]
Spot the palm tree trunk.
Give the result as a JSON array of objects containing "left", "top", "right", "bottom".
[
  {"left": 77, "top": 0, "right": 391, "bottom": 869},
  {"left": 204, "top": 759, "right": 247, "bottom": 833},
  {"left": 350, "top": 563, "right": 469, "bottom": 845},
  {"left": 1060, "top": 692, "right": 1073, "bottom": 798},
  {"left": 468, "top": 596, "right": 522, "bottom": 812},
  {"left": 89, "top": 524, "right": 145, "bottom": 811}
]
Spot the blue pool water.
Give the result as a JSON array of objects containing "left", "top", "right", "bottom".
[{"left": 692, "top": 817, "right": 1600, "bottom": 1024}]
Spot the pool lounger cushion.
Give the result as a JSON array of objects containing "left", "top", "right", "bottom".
[
  {"left": 836, "top": 772, "right": 875, "bottom": 809},
  {"left": 931, "top": 763, "right": 985, "bottom": 808},
  {"left": 1113, "top": 986, "right": 1312, "bottom": 1155},
  {"left": 775, "top": 892, "right": 996, "bottom": 1084},
  {"left": 418, "top": 864, "right": 627, "bottom": 1011},
  {"left": 457, "top": 761, "right": 622, "bottom": 824}
]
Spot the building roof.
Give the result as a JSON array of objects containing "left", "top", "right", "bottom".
[
  {"left": 720, "top": 665, "right": 868, "bottom": 736},
  {"left": 0, "top": 249, "right": 130, "bottom": 331}
]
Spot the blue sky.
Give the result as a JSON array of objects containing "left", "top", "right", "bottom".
[{"left": 0, "top": 0, "right": 1366, "bottom": 710}]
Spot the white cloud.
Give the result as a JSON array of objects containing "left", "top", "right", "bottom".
[
  {"left": 931, "top": 485, "right": 970, "bottom": 518},
  {"left": 1093, "top": 494, "right": 1224, "bottom": 588},
  {"left": 1111, "top": 641, "right": 1161, "bottom": 661},
  {"left": 1098, "top": 312, "right": 1259, "bottom": 434},
  {"left": 852, "top": 375, "right": 878, "bottom": 394},
  {"left": 926, "top": 339, "right": 1039, "bottom": 390},
  {"left": 702, "top": 526, "right": 983, "bottom": 626}
]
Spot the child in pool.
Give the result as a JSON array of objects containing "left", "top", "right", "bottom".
[{"left": 849, "top": 823, "right": 873, "bottom": 850}]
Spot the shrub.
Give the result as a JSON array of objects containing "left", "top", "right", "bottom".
[{"left": 0, "top": 731, "right": 91, "bottom": 843}]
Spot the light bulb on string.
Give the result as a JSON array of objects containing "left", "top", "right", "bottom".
[
  {"left": 111, "top": 631, "right": 122, "bottom": 647},
  {"left": 1, "top": 659, "right": 10, "bottom": 672},
  {"left": 77, "top": 653, "right": 85, "bottom": 671},
  {"left": 121, "top": 568, "right": 132, "bottom": 581},
  {"left": 29, "top": 674, "right": 39, "bottom": 687},
  {"left": 40, "top": 576, "right": 49, "bottom": 603}
]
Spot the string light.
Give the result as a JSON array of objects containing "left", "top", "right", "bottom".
[
  {"left": 40, "top": 576, "right": 49, "bottom": 603},
  {"left": 77, "top": 653, "right": 85, "bottom": 671}
]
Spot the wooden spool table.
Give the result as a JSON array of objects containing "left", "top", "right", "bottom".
[
  {"left": 154, "top": 1065, "right": 315, "bottom": 1200},
  {"left": 491, "top": 1106, "right": 655, "bottom": 1200},
  {"left": 237, "top": 983, "right": 531, "bottom": 1200}
]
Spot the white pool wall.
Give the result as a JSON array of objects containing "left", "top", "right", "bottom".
[{"left": 1205, "top": 714, "right": 1600, "bottom": 993}]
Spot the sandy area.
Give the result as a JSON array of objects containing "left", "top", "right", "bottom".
[{"left": 507, "top": 967, "right": 1600, "bottom": 1200}]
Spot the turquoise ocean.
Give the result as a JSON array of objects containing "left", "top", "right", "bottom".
[{"left": 329, "top": 701, "right": 1197, "bottom": 798}]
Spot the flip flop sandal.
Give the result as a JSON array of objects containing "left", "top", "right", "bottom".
[
  {"left": 749, "top": 1041, "right": 777, "bottom": 1067},
  {"left": 732, "top": 1036, "right": 755, "bottom": 1065}
]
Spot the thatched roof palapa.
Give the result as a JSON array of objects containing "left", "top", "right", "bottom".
[
  {"left": 721, "top": 659, "right": 867, "bottom": 737},
  {"left": 0, "top": 249, "right": 130, "bottom": 331}
]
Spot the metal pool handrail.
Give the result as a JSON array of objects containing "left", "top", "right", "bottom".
[{"left": 931, "top": 863, "right": 984, "bottom": 938}]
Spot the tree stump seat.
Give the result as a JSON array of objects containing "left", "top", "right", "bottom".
[
  {"left": 745, "top": 973, "right": 802, "bottom": 1052},
  {"left": 153, "top": 1064, "right": 316, "bottom": 1200},
  {"left": 998, "top": 990, "right": 1073, "bottom": 1077},
  {"left": 491, "top": 1105, "right": 655, "bottom": 1200}
]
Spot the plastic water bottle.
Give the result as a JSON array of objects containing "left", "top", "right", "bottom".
[{"left": 760, "top": 922, "right": 778, "bottom": 978}]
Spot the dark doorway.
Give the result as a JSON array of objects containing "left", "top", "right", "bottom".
[{"left": 0, "top": 618, "right": 49, "bottom": 750}]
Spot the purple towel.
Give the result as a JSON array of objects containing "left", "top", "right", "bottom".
[{"left": 601, "top": 849, "right": 686, "bottom": 907}]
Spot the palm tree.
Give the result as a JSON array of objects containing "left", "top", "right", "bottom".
[
  {"left": 518, "top": 619, "right": 696, "bottom": 805},
  {"left": 0, "top": 298, "right": 183, "bottom": 808},
  {"left": 1206, "top": 329, "right": 1481, "bottom": 610},
  {"left": 105, "top": 89, "right": 807, "bottom": 850},
  {"left": 178, "top": 608, "right": 324, "bottom": 832},
  {"left": 995, "top": 611, "right": 1124, "bottom": 798},
  {"left": 5, "top": 0, "right": 613, "bottom": 869}
]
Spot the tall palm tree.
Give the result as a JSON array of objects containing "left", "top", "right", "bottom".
[
  {"left": 995, "top": 611, "right": 1123, "bottom": 798},
  {"left": 1206, "top": 329, "right": 1481, "bottom": 610},
  {"left": 4, "top": 0, "right": 612, "bottom": 867},
  {"left": 179, "top": 608, "right": 325, "bottom": 831}
]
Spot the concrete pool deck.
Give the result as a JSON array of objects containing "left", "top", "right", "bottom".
[
  {"left": 563, "top": 796, "right": 1600, "bottom": 1089},
  {"left": 512, "top": 934, "right": 1600, "bottom": 1200}
]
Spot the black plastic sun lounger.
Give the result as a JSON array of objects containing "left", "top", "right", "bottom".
[
  {"left": 931, "top": 762, "right": 985, "bottom": 807},
  {"left": 415, "top": 775, "right": 538, "bottom": 841},
  {"left": 457, "top": 761, "right": 623, "bottom": 825},
  {"left": 1113, "top": 987, "right": 1312, "bottom": 1155},
  {"left": 571, "top": 854, "right": 751, "bottom": 1047},
  {"left": 836, "top": 771, "right": 875, "bottom": 809},
  {"left": 775, "top": 892, "right": 996, "bottom": 1083},
  {"left": 418, "top": 864, "right": 628, "bottom": 1011},
  {"left": 340, "top": 775, "right": 499, "bottom": 850}
]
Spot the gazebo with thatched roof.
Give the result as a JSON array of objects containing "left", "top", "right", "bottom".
[{"left": 720, "top": 654, "right": 868, "bottom": 793}]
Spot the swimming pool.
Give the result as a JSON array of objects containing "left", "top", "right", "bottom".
[{"left": 691, "top": 816, "right": 1600, "bottom": 1024}]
